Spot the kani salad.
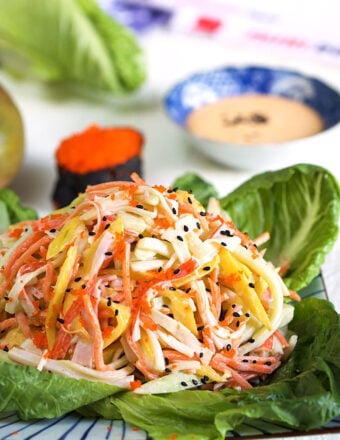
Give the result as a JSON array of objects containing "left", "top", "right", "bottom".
[{"left": 0, "top": 174, "right": 298, "bottom": 392}]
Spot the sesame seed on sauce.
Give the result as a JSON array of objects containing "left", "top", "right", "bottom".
[
  {"left": 74, "top": 277, "right": 82, "bottom": 282},
  {"left": 176, "top": 235, "right": 184, "bottom": 242},
  {"left": 248, "top": 282, "right": 255, "bottom": 288},
  {"left": 183, "top": 225, "right": 189, "bottom": 232},
  {"left": 107, "top": 298, "right": 112, "bottom": 306}
]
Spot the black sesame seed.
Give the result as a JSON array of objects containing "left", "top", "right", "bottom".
[
  {"left": 4, "top": 296, "right": 9, "bottom": 301},
  {"left": 196, "top": 222, "right": 201, "bottom": 229},
  {"left": 242, "top": 359, "right": 249, "bottom": 363},
  {"left": 49, "top": 228, "right": 56, "bottom": 233},
  {"left": 245, "top": 312, "right": 250, "bottom": 318},
  {"left": 172, "top": 207, "right": 177, "bottom": 215},
  {"left": 185, "top": 288, "right": 191, "bottom": 293},
  {"left": 180, "top": 381, "right": 188, "bottom": 387},
  {"left": 249, "top": 338, "right": 255, "bottom": 343},
  {"left": 197, "top": 325, "right": 204, "bottom": 331},
  {"left": 169, "top": 287, "right": 176, "bottom": 291},
  {"left": 265, "top": 361, "right": 272, "bottom": 366},
  {"left": 57, "top": 318, "right": 65, "bottom": 324},
  {"left": 203, "top": 266, "right": 210, "bottom": 271},
  {"left": 107, "top": 298, "right": 112, "bottom": 307},
  {"left": 89, "top": 231, "right": 96, "bottom": 236},
  {"left": 102, "top": 216, "right": 107, "bottom": 221},
  {"left": 233, "top": 312, "right": 240, "bottom": 318},
  {"left": 192, "top": 379, "right": 199, "bottom": 385},
  {"left": 221, "top": 242, "right": 227, "bottom": 247},
  {"left": 199, "top": 352, "right": 204, "bottom": 358},
  {"left": 231, "top": 304, "right": 236, "bottom": 309},
  {"left": 183, "top": 225, "right": 189, "bottom": 232},
  {"left": 188, "top": 197, "right": 193, "bottom": 204},
  {"left": 205, "top": 288, "right": 211, "bottom": 293},
  {"left": 164, "top": 357, "right": 170, "bottom": 365},
  {"left": 81, "top": 284, "right": 86, "bottom": 289},
  {"left": 248, "top": 282, "right": 255, "bottom": 288},
  {"left": 252, "top": 360, "right": 257, "bottom": 364},
  {"left": 220, "top": 229, "right": 233, "bottom": 236},
  {"left": 165, "top": 367, "right": 171, "bottom": 373},
  {"left": 105, "top": 251, "right": 113, "bottom": 256},
  {"left": 158, "top": 267, "right": 162, "bottom": 272},
  {"left": 114, "top": 309, "right": 119, "bottom": 316},
  {"left": 74, "top": 277, "right": 82, "bottom": 282},
  {"left": 136, "top": 204, "right": 144, "bottom": 209},
  {"left": 138, "top": 234, "right": 144, "bottom": 239},
  {"left": 236, "top": 320, "right": 240, "bottom": 328},
  {"left": 176, "top": 235, "right": 184, "bottom": 242},
  {"left": 226, "top": 344, "right": 232, "bottom": 351},
  {"left": 3, "top": 346, "right": 9, "bottom": 352},
  {"left": 65, "top": 288, "right": 71, "bottom": 292},
  {"left": 173, "top": 268, "right": 180, "bottom": 275},
  {"left": 104, "top": 224, "right": 110, "bottom": 230}
]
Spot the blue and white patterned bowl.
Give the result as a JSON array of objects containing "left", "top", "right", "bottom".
[{"left": 164, "top": 65, "right": 340, "bottom": 170}]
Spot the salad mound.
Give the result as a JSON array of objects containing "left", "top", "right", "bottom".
[{"left": 0, "top": 174, "right": 297, "bottom": 392}]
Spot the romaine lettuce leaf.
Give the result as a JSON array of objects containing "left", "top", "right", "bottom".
[
  {"left": 174, "top": 164, "right": 340, "bottom": 291},
  {"left": 0, "top": 188, "right": 38, "bottom": 233},
  {"left": 78, "top": 298, "right": 340, "bottom": 440},
  {"left": 0, "top": 351, "right": 122, "bottom": 420},
  {"left": 219, "top": 164, "right": 340, "bottom": 291},
  {"left": 0, "top": 0, "right": 146, "bottom": 94}
]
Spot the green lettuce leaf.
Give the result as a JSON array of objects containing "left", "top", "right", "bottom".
[
  {"left": 0, "top": 188, "right": 38, "bottom": 233},
  {"left": 172, "top": 173, "right": 218, "bottom": 207},
  {"left": 174, "top": 164, "right": 340, "bottom": 291},
  {"left": 219, "top": 164, "right": 340, "bottom": 291},
  {"left": 78, "top": 298, "right": 340, "bottom": 440},
  {"left": 0, "top": 352, "right": 122, "bottom": 420},
  {"left": 0, "top": 0, "right": 146, "bottom": 94}
]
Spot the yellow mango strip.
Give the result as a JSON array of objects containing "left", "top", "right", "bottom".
[
  {"left": 219, "top": 249, "right": 271, "bottom": 329},
  {"left": 99, "top": 299, "right": 131, "bottom": 348},
  {"left": 46, "top": 245, "right": 78, "bottom": 348},
  {"left": 196, "top": 365, "right": 229, "bottom": 383},
  {"left": 162, "top": 289, "right": 197, "bottom": 336},
  {"left": 47, "top": 217, "right": 85, "bottom": 260}
]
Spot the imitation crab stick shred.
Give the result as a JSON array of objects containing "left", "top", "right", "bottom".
[{"left": 0, "top": 176, "right": 296, "bottom": 392}]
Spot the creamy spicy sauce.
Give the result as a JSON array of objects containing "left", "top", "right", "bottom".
[{"left": 186, "top": 94, "right": 324, "bottom": 144}]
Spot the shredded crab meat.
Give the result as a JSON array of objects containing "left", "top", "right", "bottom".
[{"left": 0, "top": 179, "right": 297, "bottom": 391}]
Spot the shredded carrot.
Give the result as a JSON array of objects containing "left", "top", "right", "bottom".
[{"left": 56, "top": 125, "right": 143, "bottom": 174}]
